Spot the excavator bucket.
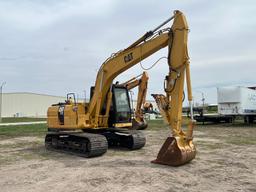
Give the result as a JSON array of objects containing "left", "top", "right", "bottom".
[
  {"left": 151, "top": 93, "right": 196, "bottom": 166},
  {"left": 152, "top": 137, "right": 196, "bottom": 166},
  {"left": 132, "top": 118, "right": 148, "bottom": 130}
]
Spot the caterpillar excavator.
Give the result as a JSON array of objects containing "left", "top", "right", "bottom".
[
  {"left": 46, "top": 10, "right": 196, "bottom": 166},
  {"left": 120, "top": 71, "right": 149, "bottom": 130}
]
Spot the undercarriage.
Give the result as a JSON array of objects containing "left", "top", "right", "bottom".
[{"left": 45, "top": 128, "right": 146, "bottom": 157}]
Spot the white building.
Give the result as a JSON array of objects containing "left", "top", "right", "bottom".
[{"left": 2, "top": 92, "right": 66, "bottom": 117}]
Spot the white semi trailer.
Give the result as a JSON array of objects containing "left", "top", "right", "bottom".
[{"left": 217, "top": 86, "right": 256, "bottom": 123}]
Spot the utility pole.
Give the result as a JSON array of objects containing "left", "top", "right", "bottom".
[
  {"left": 201, "top": 92, "right": 205, "bottom": 111},
  {"left": 0, "top": 82, "right": 6, "bottom": 123},
  {"left": 194, "top": 90, "right": 205, "bottom": 109}
]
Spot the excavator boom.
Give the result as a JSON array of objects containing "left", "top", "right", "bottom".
[{"left": 88, "top": 33, "right": 170, "bottom": 128}]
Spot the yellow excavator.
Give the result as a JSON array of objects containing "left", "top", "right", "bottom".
[
  {"left": 120, "top": 71, "right": 149, "bottom": 130},
  {"left": 46, "top": 10, "right": 196, "bottom": 166}
]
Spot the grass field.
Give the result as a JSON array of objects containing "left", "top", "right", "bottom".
[
  {"left": 1, "top": 118, "right": 255, "bottom": 137},
  {"left": 1, "top": 117, "right": 46, "bottom": 123},
  {"left": 0, "top": 124, "right": 47, "bottom": 138},
  {"left": 0, "top": 119, "right": 168, "bottom": 137}
]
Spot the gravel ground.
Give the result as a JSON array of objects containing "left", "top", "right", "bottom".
[{"left": 0, "top": 125, "right": 256, "bottom": 192}]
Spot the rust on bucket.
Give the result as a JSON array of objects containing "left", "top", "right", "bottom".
[{"left": 151, "top": 136, "right": 196, "bottom": 166}]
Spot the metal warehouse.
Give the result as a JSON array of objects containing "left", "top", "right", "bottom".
[{"left": 1, "top": 92, "right": 66, "bottom": 117}]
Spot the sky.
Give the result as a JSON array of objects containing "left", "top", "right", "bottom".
[{"left": 1, "top": 0, "right": 256, "bottom": 105}]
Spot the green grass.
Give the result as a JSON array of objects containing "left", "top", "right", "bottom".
[
  {"left": 146, "top": 119, "right": 167, "bottom": 130},
  {"left": 0, "top": 124, "right": 47, "bottom": 138},
  {"left": 146, "top": 117, "right": 192, "bottom": 131},
  {"left": 1, "top": 117, "right": 46, "bottom": 123}
]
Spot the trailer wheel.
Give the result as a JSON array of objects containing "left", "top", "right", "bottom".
[{"left": 249, "top": 116, "right": 254, "bottom": 124}]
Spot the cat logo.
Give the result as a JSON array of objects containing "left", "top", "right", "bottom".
[{"left": 124, "top": 52, "right": 133, "bottom": 63}]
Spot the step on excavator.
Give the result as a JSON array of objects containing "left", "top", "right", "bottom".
[{"left": 45, "top": 10, "right": 196, "bottom": 166}]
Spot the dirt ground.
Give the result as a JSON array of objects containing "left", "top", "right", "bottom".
[{"left": 0, "top": 125, "right": 256, "bottom": 192}]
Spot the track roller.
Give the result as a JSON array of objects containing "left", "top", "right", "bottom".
[
  {"left": 45, "top": 132, "right": 108, "bottom": 157},
  {"left": 101, "top": 129, "right": 146, "bottom": 150}
]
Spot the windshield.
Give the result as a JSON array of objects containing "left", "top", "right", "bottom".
[
  {"left": 113, "top": 87, "right": 131, "bottom": 123},
  {"left": 114, "top": 88, "right": 130, "bottom": 112}
]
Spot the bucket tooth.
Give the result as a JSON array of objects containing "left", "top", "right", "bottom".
[{"left": 151, "top": 137, "right": 196, "bottom": 166}]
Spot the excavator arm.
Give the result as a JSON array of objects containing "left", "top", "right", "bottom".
[
  {"left": 88, "top": 10, "right": 196, "bottom": 166},
  {"left": 120, "top": 72, "right": 149, "bottom": 130},
  {"left": 151, "top": 11, "right": 196, "bottom": 165}
]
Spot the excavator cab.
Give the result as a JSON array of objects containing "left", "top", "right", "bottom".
[
  {"left": 108, "top": 85, "right": 148, "bottom": 130},
  {"left": 108, "top": 85, "right": 132, "bottom": 127},
  {"left": 91, "top": 85, "right": 132, "bottom": 128}
]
